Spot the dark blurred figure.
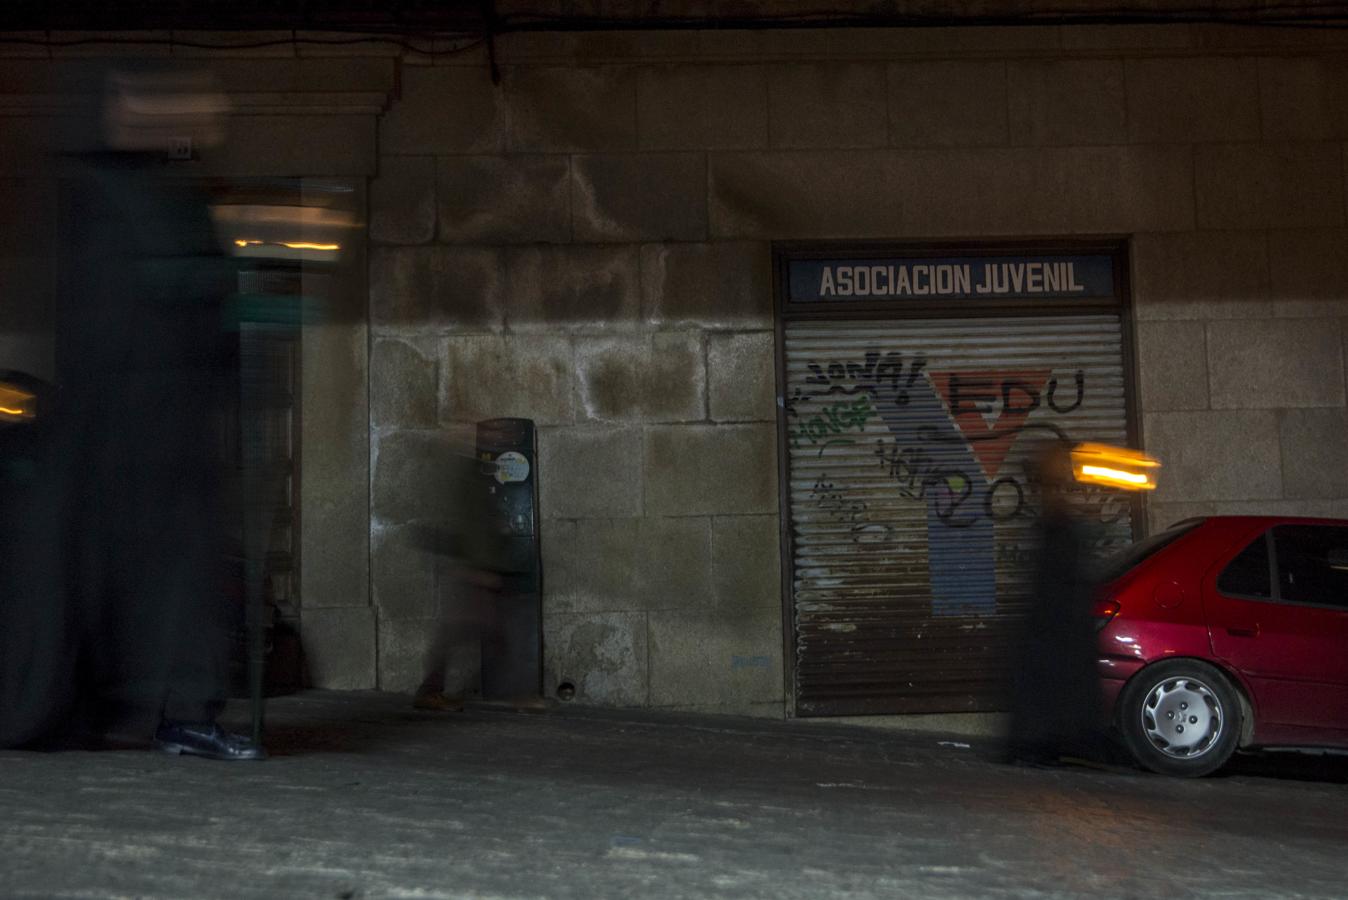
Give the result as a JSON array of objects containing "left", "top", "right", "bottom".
[
  {"left": 0, "top": 372, "right": 70, "bottom": 747},
  {"left": 410, "top": 442, "right": 517, "bottom": 712},
  {"left": 0, "top": 67, "right": 262, "bottom": 759},
  {"left": 1004, "top": 441, "right": 1106, "bottom": 766}
]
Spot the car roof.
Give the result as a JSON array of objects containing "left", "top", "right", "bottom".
[{"left": 1175, "top": 515, "right": 1348, "bottom": 529}]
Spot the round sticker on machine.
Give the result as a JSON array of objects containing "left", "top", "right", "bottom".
[{"left": 494, "top": 450, "right": 530, "bottom": 484}]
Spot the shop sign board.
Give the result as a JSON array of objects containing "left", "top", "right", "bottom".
[{"left": 788, "top": 255, "right": 1115, "bottom": 303}]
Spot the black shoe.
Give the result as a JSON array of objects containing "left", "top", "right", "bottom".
[{"left": 155, "top": 721, "right": 267, "bottom": 761}]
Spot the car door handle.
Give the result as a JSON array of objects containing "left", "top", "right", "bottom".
[{"left": 1226, "top": 626, "right": 1259, "bottom": 638}]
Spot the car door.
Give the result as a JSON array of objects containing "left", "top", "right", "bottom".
[{"left": 1205, "top": 523, "right": 1348, "bottom": 741}]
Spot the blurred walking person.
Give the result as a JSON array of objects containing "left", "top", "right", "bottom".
[
  {"left": 1004, "top": 440, "right": 1106, "bottom": 766},
  {"left": 0, "top": 372, "right": 69, "bottom": 747},
  {"left": 411, "top": 442, "right": 510, "bottom": 712},
  {"left": 0, "top": 66, "right": 263, "bottom": 759}
]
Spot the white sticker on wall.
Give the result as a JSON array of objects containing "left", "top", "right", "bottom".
[{"left": 495, "top": 450, "right": 530, "bottom": 484}]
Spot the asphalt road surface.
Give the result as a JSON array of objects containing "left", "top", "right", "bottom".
[{"left": 2, "top": 691, "right": 1344, "bottom": 899}]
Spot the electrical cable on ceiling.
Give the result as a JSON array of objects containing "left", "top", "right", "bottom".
[
  {"left": 5, "top": 2, "right": 1348, "bottom": 45},
  {"left": 491, "top": 6, "right": 1348, "bottom": 29},
  {"left": 0, "top": 32, "right": 487, "bottom": 55}
]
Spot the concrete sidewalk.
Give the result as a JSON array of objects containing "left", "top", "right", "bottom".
[{"left": 2, "top": 691, "right": 1345, "bottom": 899}]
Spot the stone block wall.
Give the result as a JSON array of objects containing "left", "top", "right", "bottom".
[
  {"left": 369, "top": 85, "right": 783, "bottom": 711},
  {"left": 365, "top": 24, "right": 1348, "bottom": 712},
  {"left": 368, "top": 238, "right": 784, "bottom": 713}
]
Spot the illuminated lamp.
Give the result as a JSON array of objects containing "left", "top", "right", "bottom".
[
  {"left": 230, "top": 238, "right": 342, "bottom": 261},
  {"left": 0, "top": 382, "right": 36, "bottom": 422},
  {"left": 1070, "top": 442, "right": 1160, "bottom": 492}
]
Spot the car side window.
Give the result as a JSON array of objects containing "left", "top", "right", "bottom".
[
  {"left": 1272, "top": 525, "right": 1348, "bottom": 609},
  {"left": 1216, "top": 532, "right": 1272, "bottom": 599}
]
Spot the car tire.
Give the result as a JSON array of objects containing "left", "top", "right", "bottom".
[{"left": 1118, "top": 659, "right": 1243, "bottom": 777}]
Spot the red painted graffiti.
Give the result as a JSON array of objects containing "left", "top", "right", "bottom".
[{"left": 927, "top": 369, "right": 1084, "bottom": 481}]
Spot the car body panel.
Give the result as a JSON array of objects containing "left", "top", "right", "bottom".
[
  {"left": 1202, "top": 521, "right": 1348, "bottom": 742},
  {"left": 1096, "top": 516, "right": 1348, "bottom": 750}
]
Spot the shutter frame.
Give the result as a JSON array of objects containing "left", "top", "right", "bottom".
[{"left": 783, "top": 315, "right": 1138, "bottom": 716}]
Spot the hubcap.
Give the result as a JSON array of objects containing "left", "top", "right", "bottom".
[{"left": 1140, "top": 676, "right": 1223, "bottom": 759}]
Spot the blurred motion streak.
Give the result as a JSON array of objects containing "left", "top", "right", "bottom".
[
  {"left": 0, "top": 63, "right": 268, "bottom": 760},
  {"left": 0, "top": 383, "right": 37, "bottom": 420},
  {"left": 1072, "top": 442, "right": 1160, "bottom": 492},
  {"left": 1004, "top": 440, "right": 1113, "bottom": 767}
]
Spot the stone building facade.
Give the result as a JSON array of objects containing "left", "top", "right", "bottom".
[{"left": 2, "top": 21, "right": 1346, "bottom": 717}]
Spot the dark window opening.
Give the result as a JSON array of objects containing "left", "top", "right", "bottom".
[
  {"left": 1272, "top": 525, "right": 1348, "bottom": 609},
  {"left": 1217, "top": 532, "right": 1273, "bottom": 600}
]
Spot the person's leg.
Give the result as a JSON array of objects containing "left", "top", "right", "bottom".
[
  {"left": 414, "top": 560, "right": 467, "bottom": 711},
  {"left": 149, "top": 478, "right": 264, "bottom": 760},
  {"left": 414, "top": 623, "right": 463, "bottom": 711},
  {"left": 154, "top": 589, "right": 264, "bottom": 761},
  {"left": 0, "top": 457, "right": 77, "bottom": 748}
]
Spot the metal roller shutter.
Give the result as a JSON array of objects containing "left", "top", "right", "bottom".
[{"left": 784, "top": 314, "right": 1137, "bottom": 716}]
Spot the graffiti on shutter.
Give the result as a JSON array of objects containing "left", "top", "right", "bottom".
[{"left": 784, "top": 316, "right": 1135, "bottom": 715}]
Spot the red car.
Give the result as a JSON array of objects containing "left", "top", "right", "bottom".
[{"left": 1095, "top": 516, "right": 1348, "bottom": 776}]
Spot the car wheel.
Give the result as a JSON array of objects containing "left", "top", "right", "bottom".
[{"left": 1118, "top": 659, "right": 1242, "bottom": 777}]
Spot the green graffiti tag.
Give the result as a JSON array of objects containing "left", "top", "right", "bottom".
[{"left": 789, "top": 394, "right": 874, "bottom": 454}]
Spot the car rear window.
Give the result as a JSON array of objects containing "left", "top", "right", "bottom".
[
  {"left": 1272, "top": 524, "right": 1348, "bottom": 608},
  {"left": 1094, "top": 519, "right": 1203, "bottom": 584},
  {"left": 1216, "top": 532, "right": 1272, "bottom": 599}
]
